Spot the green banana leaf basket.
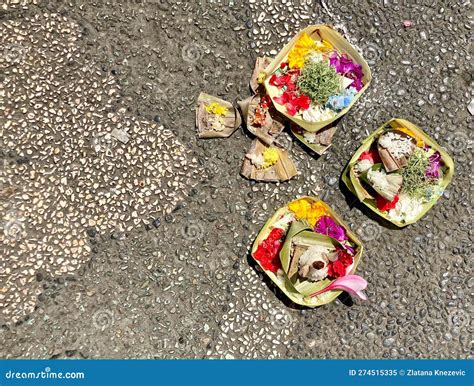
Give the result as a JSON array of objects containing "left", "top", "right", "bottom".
[
  {"left": 342, "top": 118, "right": 454, "bottom": 227},
  {"left": 251, "top": 196, "right": 364, "bottom": 307}
]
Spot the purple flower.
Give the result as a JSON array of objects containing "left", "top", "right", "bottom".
[
  {"left": 329, "top": 53, "right": 364, "bottom": 91},
  {"left": 426, "top": 151, "right": 442, "bottom": 179},
  {"left": 343, "top": 243, "right": 355, "bottom": 256},
  {"left": 315, "top": 215, "right": 348, "bottom": 241}
]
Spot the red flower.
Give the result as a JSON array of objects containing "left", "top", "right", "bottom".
[
  {"left": 274, "top": 91, "right": 290, "bottom": 105},
  {"left": 337, "top": 249, "right": 353, "bottom": 267},
  {"left": 376, "top": 194, "right": 399, "bottom": 212},
  {"left": 270, "top": 68, "right": 300, "bottom": 89},
  {"left": 274, "top": 92, "right": 311, "bottom": 116},
  {"left": 358, "top": 149, "right": 381, "bottom": 164},
  {"left": 260, "top": 95, "right": 272, "bottom": 109},
  {"left": 285, "top": 81, "right": 297, "bottom": 92},
  {"left": 280, "top": 62, "right": 288, "bottom": 69},
  {"left": 267, "top": 227, "right": 285, "bottom": 242},
  {"left": 269, "top": 74, "right": 291, "bottom": 88},
  {"left": 285, "top": 94, "right": 311, "bottom": 116},
  {"left": 295, "top": 94, "right": 311, "bottom": 109},
  {"left": 269, "top": 67, "right": 309, "bottom": 116},
  {"left": 253, "top": 228, "right": 285, "bottom": 273},
  {"left": 286, "top": 100, "right": 298, "bottom": 116},
  {"left": 328, "top": 260, "right": 346, "bottom": 279},
  {"left": 327, "top": 248, "right": 353, "bottom": 279},
  {"left": 286, "top": 68, "right": 301, "bottom": 78}
]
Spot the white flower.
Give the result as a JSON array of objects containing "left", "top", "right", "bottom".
[
  {"left": 272, "top": 213, "right": 294, "bottom": 231},
  {"left": 378, "top": 132, "right": 415, "bottom": 158},
  {"left": 302, "top": 131, "right": 317, "bottom": 144},
  {"left": 298, "top": 245, "right": 330, "bottom": 282},
  {"left": 388, "top": 194, "right": 423, "bottom": 222},
  {"left": 354, "top": 158, "right": 373, "bottom": 174},
  {"left": 246, "top": 152, "right": 264, "bottom": 168},
  {"left": 306, "top": 52, "right": 324, "bottom": 63},
  {"left": 208, "top": 115, "right": 225, "bottom": 131},
  {"left": 367, "top": 168, "right": 403, "bottom": 201},
  {"left": 302, "top": 105, "right": 336, "bottom": 122}
]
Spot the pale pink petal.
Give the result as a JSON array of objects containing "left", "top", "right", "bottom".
[{"left": 310, "top": 275, "right": 368, "bottom": 300}]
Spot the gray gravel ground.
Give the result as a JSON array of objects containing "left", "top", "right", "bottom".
[{"left": 0, "top": 0, "right": 472, "bottom": 359}]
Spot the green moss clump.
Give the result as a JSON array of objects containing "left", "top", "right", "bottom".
[
  {"left": 401, "top": 149, "right": 435, "bottom": 198},
  {"left": 296, "top": 60, "right": 341, "bottom": 105}
]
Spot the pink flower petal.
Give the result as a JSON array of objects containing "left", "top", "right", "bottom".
[{"left": 310, "top": 274, "right": 368, "bottom": 300}]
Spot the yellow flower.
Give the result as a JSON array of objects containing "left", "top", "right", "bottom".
[
  {"left": 262, "top": 147, "right": 280, "bottom": 168},
  {"left": 397, "top": 127, "right": 424, "bottom": 147},
  {"left": 288, "top": 198, "right": 312, "bottom": 219},
  {"left": 257, "top": 71, "right": 266, "bottom": 84},
  {"left": 307, "top": 201, "right": 328, "bottom": 226},
  {"left": 288, "top": 198, "right": 328, "bottom": 227},
  {"left": 205, "top": 102, "right": 228, "bottom": 117},
  {"left": 315, "top": 39, "right": 333, "bottom": 53},
  {"left": 288, "top": 33, "right": 316, "bottom": 69},
  {"left": 287, "top": 33, "right": 334, "bottom": 69}
]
